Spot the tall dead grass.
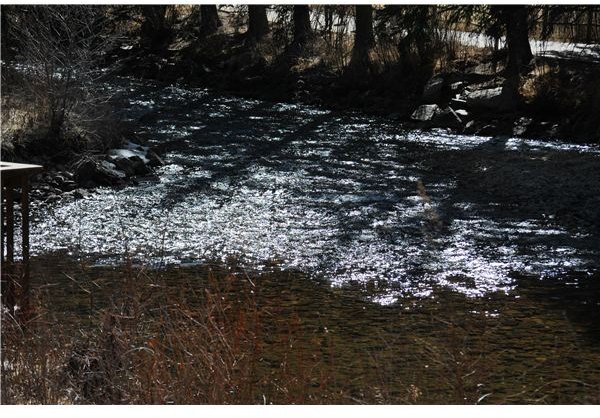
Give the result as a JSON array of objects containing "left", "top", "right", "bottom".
[{"left": 1, "top": 266, "right": 341, "bottom": 404}]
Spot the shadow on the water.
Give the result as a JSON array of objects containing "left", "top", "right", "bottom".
[
  {"left": 514, "top": 271, "right": 600, "bottom": 342},
  {"left": 418, "top": 133, "right": 600, "bottom": 253}
]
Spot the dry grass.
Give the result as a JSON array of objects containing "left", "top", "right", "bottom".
[
  {"left": 1, "top": 266, "right": 342, "bottom": 404},
  {"left": 3, "top": 260, "right": 600, "bottom": 405}
]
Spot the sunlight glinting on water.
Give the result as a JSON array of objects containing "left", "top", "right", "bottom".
[{"left": 27, "top": 78, "right": 600, "bottom": 303}]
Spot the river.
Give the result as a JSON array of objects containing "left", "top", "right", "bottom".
[
  {"left": 5, "top": 76, "right": 598, "bottom": 404},
  {"left": 25, "top": 77, "right": 600, "bottom": 305}
]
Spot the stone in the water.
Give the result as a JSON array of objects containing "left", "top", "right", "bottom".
[
  {"left": 513, "top": 117, "right": 533, "bottom": 136},
  {"left": 74, "top": 157, "right": 126, "bottom": 187},
  {"left": 411, "top": 104, "right": 440, "bottom": 122},
  {"left": 434, "top": 106, "right": 464, "bottom": 128},
  {"left": 455, "top": 109, "right": 469, "bottom": 118},
  {"left": 422, "top": 76, "right": 444, "bottom": 103},
  {"left": 146, "top": 149, "right": 165, "bottom": 167},
  {"left": 463, "top": 86, "right": 514, "bottom": 111}
]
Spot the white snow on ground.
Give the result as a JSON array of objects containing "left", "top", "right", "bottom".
[{"left": 446, "top": 29, "right": 600, "bottom": 61}]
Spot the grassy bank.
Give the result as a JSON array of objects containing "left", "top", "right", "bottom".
[{"left": 2, "top": 256, "right": 600, "bottom": 404}]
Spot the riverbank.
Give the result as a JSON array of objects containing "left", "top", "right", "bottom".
[
  {"left": 111, "top": 31, "right": 600, "bottom": 144},
  {"left": 3, "top": 31, "right": 599, "bottom": 203}
]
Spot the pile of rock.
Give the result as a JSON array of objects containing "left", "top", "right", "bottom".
[{"left": 74, "top": 142, "right": 163, "bottom": 189}]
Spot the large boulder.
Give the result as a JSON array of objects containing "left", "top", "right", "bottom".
[
  {"left": 421, "top": 76, "right": 445, "bottom": 103},
  {"left": 463, "top": 86, "right": 515, "bottom": 111},
  {"left": 513, "top": 117, "right": 533, "bottom": 136},
  {"left": 434, "top": 107, "right": 464, "bottom": 128},
  {"left": 411, "top": 104, "right": 463, "bottom": 129},
  {"left": 74, "top": 157, "right": 127, "bottom": 187},
  {"left": 108, "top": 142, "right": 156, "bottom": 173},
  {"left": 411, "top": 104, "right": 440, "bottom": 122}
]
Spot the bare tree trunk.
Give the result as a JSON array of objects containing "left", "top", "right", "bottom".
[
  {"left": 1, "top": 5, "right": 9, "bottom": 60},
  {"left": 140, "top": 5, "right": 169, "bottom": 50},
  {"left": 292, "top": 6, "right": 311, "bottom": 47},
  {"left": 541, "top": 6, "right": 550, "bottom": 38},
  {"left": 324, "top": 6, "right": 334, "bottom": 42},
  {"left": 504, "top": 5, "right": 533, "bottom": 76},
  {"left": 199, "top": 5, "right": 222, "bottom": 37},
  {"left": 586, "top": 6, "right": 594, "bottom": 43},
  {"left": 498, "top": 6, "right": 532, "bottom": 110},
  {"left": 349, "top": 5, "right": 374, "bottom": 73},
  {"left": 247, "top": 5, "right": 269, "bottom": 42},
  {"left": 284, "top": 5, "right": 312, "bottom": 59}
]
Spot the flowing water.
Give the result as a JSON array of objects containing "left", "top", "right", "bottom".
[{"left": 26, "top": 77, "right": 600, "bottom": 303}]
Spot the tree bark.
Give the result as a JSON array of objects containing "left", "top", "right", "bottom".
[
  {"left": 1, "top": 6, "right": 9, "bottom": 59},
  {"left": 504, "top": 5, "right": 533, "bottom": 76},
  {"left": 348, "top": 5, "right": 374, "bottom": 75},
  {"left": 586, "top": 6, "right": 594, "bottom": 43},
  {"left": 498, "top": 6, "right": 532, "bottom": 110},
  {"left": 283, "top": 5, "right": 312, "bottom": 59},
  {"left": 140, "top": 5, "right": 169, "bottom": 50},
  {"left": 292, "top": 5, "right": 311, "bottom": 46},
  {"left": 199, "top": 5, "right": 222, "bottom": 37},
  {"left": 247, "top": 5, "right": 269, "bottom": 42}
]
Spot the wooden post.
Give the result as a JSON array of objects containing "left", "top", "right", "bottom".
[
  {"left": 1, "top": 186, "right": 5, "bottom": 263},
  {"left": 0, "top": 162, "right": 43, "bottom": 315},
  {"left": 21, "top": 178, "right": 31, "bottom": 314},
  {"left": 3, "top": 186, "right": 15, "bottom": 312},
  {"left": 6, "top": 187, "right": 14, "bottom": 263}
]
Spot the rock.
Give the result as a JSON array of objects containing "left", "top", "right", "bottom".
[
  {"left": 411, "top": 104, "right": 463, "bottom": 129},
  {"left": 411, "top": 104, "right": 440, "bottom": 122},
  {"left": 433, "top": 106, "right": 463, "bottom": 128},
  {"left": 467, "top": 62, "right": 497, "bottom": 76},
  {"left": 513, "top": 117, "right": 533, "bottom": 136},
  {"left": 455, "top": 109, "right": 469, "bottom": 118},
  {"left": 129, "top": 156, "right": 151, "bottom": 175},
  {"left": 112, "top": 155, "right": 151, "bottom": 176},
  {"left": 74, "top": 157, "right": 127, "bottom": 187},
  {"left": 463, "top": 86, "right": 514, "bottom": 111},
  {"left": 422, "top": 76, "right": 444, "bottom": 103},
  {"left": 146, "top": 149, "right": 165, "bottom": 167},
  {"left": 450, "top": 81, "right": 465, "bottom": 94},
  {"left": 111, "top": 157, "right": 136, "bottom": 177}
]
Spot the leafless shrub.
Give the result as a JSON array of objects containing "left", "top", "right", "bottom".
[{"left": 4, "top": 5, "right": 119, "bottom": 151}]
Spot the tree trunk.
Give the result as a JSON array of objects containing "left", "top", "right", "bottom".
[
  {"left": 247, "top": 5, "right": 269, "bottom": 42},
  {"left": 140, "top": 5, "right": 169, "bottom": 50},
  {"left": 284, "top": 5, "right": 312, "bottom": 59},
  {"left": 349, "top": 5, "right": 374, "bottom": 73},
  {"left": 586, "top": 6, "right": 594, "bottom": 43},
  {"left": 541, "top": 6, "right": 550, "bottom": 39},
  {"left": 324, "top": 6, "right": 334, "bottom": 42},
  {"left": 504, "top": 5, "right": 533, "bottom": 76},
  {"left": 292, "top": 5, "right": 311, "bottom": 46},
  {"left": 1, "top": 6, "right": 9, "bottom": 59},
  {"left": 500, "top": 6, "right": 533, "bottom": 110},
  {"left": 199, "top": 5, "right": 222, "bottom": 37}
]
